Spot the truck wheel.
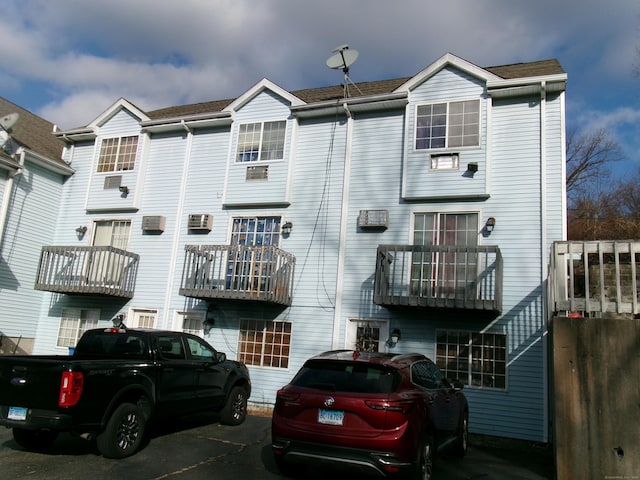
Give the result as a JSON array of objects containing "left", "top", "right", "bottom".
[
  {"left": 97, "top": 402, "right": 146, "bottom": 459},
  {"left": 219, "top": 386, "right": 248, "bottom": 426},
  {"left": 13, "top": 428, "right": 58, "bottom": 450}
]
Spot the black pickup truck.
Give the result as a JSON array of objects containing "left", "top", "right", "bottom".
[{"left": 0, "top": 327, "right": 251, "bottom": 458}]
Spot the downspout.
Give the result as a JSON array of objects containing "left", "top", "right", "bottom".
[
  {"left": 161, "top": 121, "right": 193, "bottom": 328},
  {"left": 539, "top": 81, "right": 550, "bottom": 443},
  {"left": 331, "top": 103, "right": 353, "bottom": 349},
  {"left": 0, "top": 147, "right": 25, "bottom": 252}
]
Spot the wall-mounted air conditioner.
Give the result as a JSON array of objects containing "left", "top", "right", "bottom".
[
  {"left": 142, "top": 216, "right": 166, "bottom": 233},
  {"left": 358, "top": 210, "right": 389, "bottom": 229},
  {"left": 188, "top": 214, "right": 213, "bottom": 231},
  {"left": 104, "top": 175, "right": 122, "bottom": 189},
  {"left": 246, "top": 165, "right": 269, "bottom": 181}
]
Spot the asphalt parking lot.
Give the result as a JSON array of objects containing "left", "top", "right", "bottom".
[{"left": 0, "top": 412, "right": 555, "bottom": 480}]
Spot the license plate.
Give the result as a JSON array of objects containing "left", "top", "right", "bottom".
[
  {"left": 318, "top": 409, "right": 344, "bottom": 426},
  {"left": 8, "top": 407, "right": 27, "bottom": 421}
]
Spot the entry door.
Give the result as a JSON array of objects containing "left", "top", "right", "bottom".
[
  {"left": 412, "top": 213, "right": 478, "bottom": 298},
  {"left": 346, "top": 319, "right": 389, "bottom": 353},
  {"left": 86, "top": 220, "right": 131, "bottom": 286}
]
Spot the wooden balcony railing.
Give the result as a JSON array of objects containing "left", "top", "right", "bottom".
[
  {"left": 549, "top": 240, "right": 640, "bottom": 315},
  {"left": 374, "top": 244, "right": 503, "bottom": 313},
  {"left": 34, "top": 246, "right": 139, "bottom": 298},
  {"left": 179, "top": 244, "right": 295, "bottom": 306}
]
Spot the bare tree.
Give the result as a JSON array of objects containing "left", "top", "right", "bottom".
[{"left": 566, "top": 127, "right": 623, "bottom": 200}]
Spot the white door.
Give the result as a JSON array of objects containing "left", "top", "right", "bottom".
[{"left": 346, "top": 319, "right": 390, "bottom": 353}]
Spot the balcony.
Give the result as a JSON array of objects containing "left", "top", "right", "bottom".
[
  {"left": 374, "top": 245, "right": 503, "bottom": 313},
  {"left": 549, "top": 240, "right": 640, "bottom": 315},
  {"left": 34, "top": 246, "right": 139, "bottom": 298},
  {"left": 179, "top": 244, "right": 295, "bottom": 306}
]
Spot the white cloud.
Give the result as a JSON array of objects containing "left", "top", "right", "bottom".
[{"left": 1, "top": 0, "right": 638, "bottom": 141}]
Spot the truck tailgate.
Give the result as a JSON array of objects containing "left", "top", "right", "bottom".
[{"left": 0, "top": 356, "right": 68, "bottom": 409}]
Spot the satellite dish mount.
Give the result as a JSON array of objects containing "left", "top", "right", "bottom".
[{"left": 326, "top": 45, "right": 360, "bottom": 98}]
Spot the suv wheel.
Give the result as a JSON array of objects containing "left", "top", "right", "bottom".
[
  {"left": 414, "top": 436, "right": 434, "bottom": 480},
  {"left": 453, "top": 411, "right": 468, "bottom": 457}
]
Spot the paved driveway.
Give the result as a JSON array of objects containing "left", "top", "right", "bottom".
[{"left": 0, "top": 413, "right": 554, "bottom": 479}]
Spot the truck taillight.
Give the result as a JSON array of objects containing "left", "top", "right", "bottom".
[{"left": 59, "top": 371, "right": 84, "bottom": 407}]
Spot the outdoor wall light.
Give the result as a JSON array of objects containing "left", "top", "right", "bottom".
[
  {"left": 119, "top": 185, "right": 129, "bottom": 194},
  {"left": 485, "top": 217, "right": 496, "bottom": 233},
  {"left": 75, "top": 225, "right": 87, "bottom": 240},
  {"left": 281, "top": 221, "right": 293, "bottom": 236},
  {"left": 388, "top": 328, "right": 402, "bottom": 347}
]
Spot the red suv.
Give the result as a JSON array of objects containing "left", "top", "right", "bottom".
[{"left": 271, "top": 350, "right": 468, "bottom": 480}]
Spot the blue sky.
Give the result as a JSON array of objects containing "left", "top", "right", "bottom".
[{"left": 1, "top": 0, "right": 638, "bottom": 179}]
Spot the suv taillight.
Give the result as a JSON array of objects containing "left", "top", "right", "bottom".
[
  {"left": 276, "top": 389, "right": 300, "bottom": 403},
  {"left": 365, "top": 399, "right": 414, "bottom": 414},
  {"left": 59, "top": 371, "right": 84, "bottom": 407}
]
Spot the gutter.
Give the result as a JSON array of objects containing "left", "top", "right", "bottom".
[{"left": 292, "top": 92, "right": 408, "bottom": 119}]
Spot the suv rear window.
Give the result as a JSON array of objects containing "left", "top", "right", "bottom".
[{"left": 291, "top": 360, "right": 400, "bottom": 394}]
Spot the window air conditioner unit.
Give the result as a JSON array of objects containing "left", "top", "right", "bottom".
[
  {"left": 142, "top": 216, "right": 166, "bottom": 232},
  {"left": 358, "top": 210, "right": 389, "bottom": 229},
  {"left": 104, "top": 175, "right": 123, "bottom": 189},
  {"left": 188, "top": 214, "right": 213, "bottom": 231}
]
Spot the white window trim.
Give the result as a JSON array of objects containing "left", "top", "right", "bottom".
[
  {"left": 176, "top": 310, "right": 206, "bottom": 336},
  {"left": 96, "top": 135, "right": 139, "bottom": 173},
  {"left": 413, "top": 98, "right": 481, "bottom": 152},
  {"left": 234, "top": 120, "right": 287, "bottom": 164}
]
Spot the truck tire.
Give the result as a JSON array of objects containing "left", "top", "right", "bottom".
[
  {"left": 219, "top": 386, "right": 248, "bottom": 425},
  {"left": 12, "top": 428, "right": 59, "bottom": 451},
  {"left": 96, "top": 402, "right": 146, "bottom": 459}
]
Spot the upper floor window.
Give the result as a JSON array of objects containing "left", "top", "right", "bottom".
[
  {"left": 415, "top": 100, "right": 479, "bottom": 150},
  {"left": 236, "top": 121, "right": 286, "bottom": 163},
  {"left": 97, "top": 136, "right": 139, "bottom": 173}
]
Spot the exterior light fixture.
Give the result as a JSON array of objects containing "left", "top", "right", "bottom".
[
  {"left": 281, "top": 221, "right": 293, "bottom": 236},
  {"left": 118, "top": 185, "right": 129, "bottom": 194},
  {"left": 485, "top": 217, "right": 496, "bottom": 233},
  {"left": 75, "top": 225, "right": 87, "bottom": 240},
  {"left": 387, "top": 328, "right": 401, "bottom": 347}
]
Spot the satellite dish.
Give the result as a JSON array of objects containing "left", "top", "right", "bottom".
[
  {"left": 326, "top": 45, "right": 359, "bottom": 73},
  {"left": 0, "top": 112, "right": 19, "bottom": 131},
  {"left": 326, "top": 45, "right": 362, "bottom": 98}
]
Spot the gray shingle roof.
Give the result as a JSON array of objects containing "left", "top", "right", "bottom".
[
  {"left": 147, "top": 58, "right": 564, "bottom": 120},
  {"left": 0, "top": 97, "right": 66, "bottom": 164}
]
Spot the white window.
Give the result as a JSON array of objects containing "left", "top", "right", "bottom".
[
  {"left": 436, "top": 330, "right": 507, "bottom": 389},
  {"left": 415, "top": 100, "right": 479, "bottom": 150},
  {"left": 97, "top": 136, "right": 138, "bottom": 172},
  {"left": 236, "top": 121, "right": 286, "bottom": 162},
  {"left": 131, "top": 309, "right": 157, "bottom": 329},
  {"left": 238, "top": 319, "right": 291, "bottom": 368},
  {"left": 178, "top": 311, "right": 205, "bottom": 336},
  {"left": 57, "top": 308, "right": 99, "bottom": 347}
]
